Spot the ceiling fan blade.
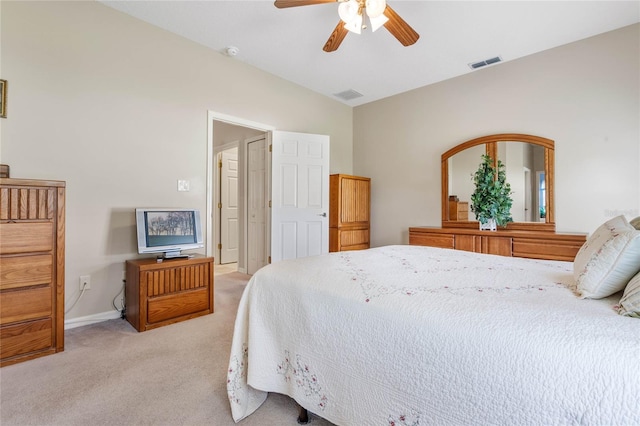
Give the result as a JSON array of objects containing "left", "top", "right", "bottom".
[
  {"left": 274, "top": 0, "right": 336, "bottom": 8},
  {"left": 323, "top": 21, "right": 349, "bottom": 52},
  {"left": 383, "top": 4, "right": 420, "bottom": 47}
]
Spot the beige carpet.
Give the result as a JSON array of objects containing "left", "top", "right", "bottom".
[{"left": 0, "top": 270, "right": 335, "bottom": 426}]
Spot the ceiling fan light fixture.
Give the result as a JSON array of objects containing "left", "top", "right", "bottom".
[
  {"left": 339, "top": 0, "right": 388, "bottom": 35},
  {"left": 343, "top": 11, "right": 363, "bottom": 34},
  {"left": 365, "top": 0, "right": 386, "bottom": 18},
  {"left": 369, "top": 13, "right": 388, "bottom": 32},
  {"left": 273, "top": 0, "right": 419, "bottom": 52},
  {"left": 338, "top": 0, "right": 359, "bottom": 24}
]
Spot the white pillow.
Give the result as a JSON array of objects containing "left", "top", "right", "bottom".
[
  {"left": 630, "top": 216, "right": 640, "bottom": 230},
  {"left": 617, "top": 271, "right": 640, "bottom": 318},
  {"left": 573, "top": 215, "right": 640, "bottom": 299}
]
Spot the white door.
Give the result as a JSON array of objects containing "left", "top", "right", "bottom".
[
  {"left": 271, "top": 131, "right": 330, "bottom": 263},
  {"left": 247, "top": 136, "right": 269, "bottom": 274},
  {"left": 220, "top": 147, "right": 238, "bottom": 264}
]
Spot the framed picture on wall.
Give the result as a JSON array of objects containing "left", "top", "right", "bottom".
[{"left": 0, "top": 80, "right": 6, "bottom": 118}]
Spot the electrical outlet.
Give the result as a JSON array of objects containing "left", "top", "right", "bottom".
[{"left": 80, "top": 275, "right": 91, "bottom": 290}]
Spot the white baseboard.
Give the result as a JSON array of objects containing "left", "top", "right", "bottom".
[
  {"left": 238, "top": 267, "right": 247, "bottom": 274},
  {"left": 65, "top": 310, "right": 122, "bottom": 330}
]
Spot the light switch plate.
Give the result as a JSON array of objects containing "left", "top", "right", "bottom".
[{"left": 177, "top": 180, "right": 190, "bottom": 192}]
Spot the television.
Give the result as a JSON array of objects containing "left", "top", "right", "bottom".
[{"left": 135, "top": 208, "right": 204, "bottom": 259}]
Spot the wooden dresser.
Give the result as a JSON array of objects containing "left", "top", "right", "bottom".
[
  {"left": 329, "top": 174, "right": 370, "bottom": 252},
  {"left": 0, "top": 178, "right": 65, "bottom": 367},
  {"left": 125, "top": 255, "right": 214, "bottom": 332},
  {"left": 409, "top": 227, "right": 586, "bottom": 261},
  {"left": 418, "top": 133, "right": 590, "bottom": 262}
]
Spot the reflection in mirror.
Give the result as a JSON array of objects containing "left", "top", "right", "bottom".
[
  {"left": 448, "top": 145, "right": 484, "bottom": 221},
  {"left": 442, "top": 133, "right": 555, "bottom": 232},
  {"left": 497, "top": 142, "right": 546, "bottom": 222}
]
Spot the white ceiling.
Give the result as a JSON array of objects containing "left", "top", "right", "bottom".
[{"left": 100, "top": 1, "right": 640, "bottom": 107}]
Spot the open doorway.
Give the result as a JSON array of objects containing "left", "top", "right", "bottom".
[
  {"left": 216, "top": 133, "right": 270, "bottom": 275},
  {"left": 246, "top": 135, "right": 269, "bottom": 274},
  {"left": 207, "top": 112, "right": 331, "bottom": 275},
  {"left": 208, "top": 112, "right": 274, "bottom": 274}
]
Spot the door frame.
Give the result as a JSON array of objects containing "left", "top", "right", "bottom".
[{"left": 206, "top": 111, "right": 275, "bottom": 269}]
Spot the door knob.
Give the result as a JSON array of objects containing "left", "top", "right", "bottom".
[{"left": 318, "top": 212, "right": 327, "bottom": 217}]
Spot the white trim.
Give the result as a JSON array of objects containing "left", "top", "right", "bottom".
[
  {"left": 65, "top": 311, "right": 122, "bottom": 330},
  {"left": 208, "top": 111, "right": 275, "bottom": 132},
  {"left": 266, "top": 132, "right": 272, "bottom": 265},
  {"left": 206, "top": 110, "right": 275, "bottom": 269},
  {"left": 206, "top": 111, "right": 215, "bottom": 258}
]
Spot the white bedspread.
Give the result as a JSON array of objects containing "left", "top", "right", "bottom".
[{"left": 227, "top": 245, "right": 640, "bottom": 425}]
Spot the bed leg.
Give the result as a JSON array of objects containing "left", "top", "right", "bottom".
[{"left": 297, "top": 405, "right": 309, "bottom": 424}]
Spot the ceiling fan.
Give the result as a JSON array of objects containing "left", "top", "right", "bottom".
[{"left": 274, "top": 0, "right": 420, "bottom": 52}]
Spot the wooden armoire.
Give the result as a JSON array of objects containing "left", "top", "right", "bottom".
[
  {"left": 329, "top": 174, "right": 370, "bottom": 252},
  {"left": 0, "top": 178, "right": 65, "bottom": 367}
]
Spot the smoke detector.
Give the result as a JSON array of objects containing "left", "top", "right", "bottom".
[{"left": 225, "top": 46, "right": 239, "bottom": 57}]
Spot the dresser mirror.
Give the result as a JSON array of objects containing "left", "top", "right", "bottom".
[{"left": 442, "top": 134, "right": 555, "bottom": 232}]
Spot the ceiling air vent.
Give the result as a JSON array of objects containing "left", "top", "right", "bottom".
[
  {"left": 469, "top": 56, "right": 503, "bottom": 70},
  {"left": 334, "top": 89, "right": 363, "bottom": 101}
]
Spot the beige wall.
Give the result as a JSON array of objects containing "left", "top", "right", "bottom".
[
  {"left": 2, "top": 1, "right": 638, "bottom": 323},
  {"left": 354, "top": 24, "right": 640, "bottom": 247},
  {"left": 0, "top": 1, "right": 352, "bottom": 321}
]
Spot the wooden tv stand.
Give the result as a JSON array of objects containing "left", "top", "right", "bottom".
[{"left": 125, "top": 255, "right": 214, "bottom": 332}]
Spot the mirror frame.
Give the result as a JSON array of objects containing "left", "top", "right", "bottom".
[{"left": 442, "top": 133, "right": 555, "bottom": 232}]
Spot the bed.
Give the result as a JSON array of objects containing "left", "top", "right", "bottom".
[{"left": 226, "top": 245, "right": 640, "bottom": 425}]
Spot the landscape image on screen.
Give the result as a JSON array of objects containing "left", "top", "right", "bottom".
[{"left": 145, "top": 211, "right": 196, "bottom": 247}]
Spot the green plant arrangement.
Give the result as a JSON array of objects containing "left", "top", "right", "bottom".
[
  {"left": 470, "top": 154, "right": 513, "bottom": 230},
  {"left": 539, "top": 206, "right": 546, "bottom": 219}
]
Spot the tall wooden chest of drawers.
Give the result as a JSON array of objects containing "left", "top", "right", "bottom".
[
  {"left": 329, "top": 174, "right": 371, "bottom": 252},
  {"left": 0, "top": 178, "right": 65, "bottom": 367}
]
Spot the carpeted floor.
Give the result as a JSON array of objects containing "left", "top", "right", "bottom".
[{"left": 0, "top": 270, "right": 335, "bottom": 426}]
